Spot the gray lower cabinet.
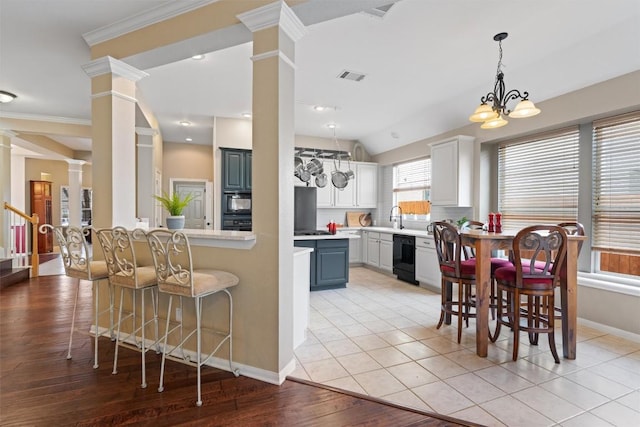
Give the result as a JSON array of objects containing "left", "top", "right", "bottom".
[{"left": 294, "top": 239, "right": 349, "bottom": 291}]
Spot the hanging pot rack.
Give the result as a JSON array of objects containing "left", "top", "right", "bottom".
[{"left": 294, "top": 146, "right": 351, "bottom": 160}]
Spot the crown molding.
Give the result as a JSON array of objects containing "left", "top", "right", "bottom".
[
  {"left": 0, "top": 112, "right": 91, "bottom": 126},
  {"left": 82, "top": 56, "right": 149, "bottom": 81},
  {"left": 65, "top": 159, "right": 86, "bottom": 167},
  {"left": 237, "top": 0, "right": 307, "bottom": 42},
  {"left": 82, "top": 0, "right": 219, "bottom": 46}
]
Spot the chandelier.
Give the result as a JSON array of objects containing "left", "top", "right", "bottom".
[{"left": 469, "top": 32, "right": 540, "bottom": 129}]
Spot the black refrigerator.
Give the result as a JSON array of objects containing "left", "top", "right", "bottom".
[{"left": 294, "top": 186, "right": 317, "bottom": 233}]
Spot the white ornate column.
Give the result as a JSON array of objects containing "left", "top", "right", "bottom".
[
  {"left": 0, "top": 131, "right": 14, "bottom": 253},
  {"left": 66, "top": 159, "right": 86, "bottom": 226},
  {"left": 136, "top": 127, "right": 157, "bottom": 227},
  {"left": 82, "top": 56, "right": 148, "bottom": 229}
]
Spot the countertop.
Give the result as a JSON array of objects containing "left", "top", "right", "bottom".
[
  {"left": 294, "top": 233, "right": 361, "bottom": 241},
  {"left": 345, "top": 226, "right": 431, "bottom": 239}
]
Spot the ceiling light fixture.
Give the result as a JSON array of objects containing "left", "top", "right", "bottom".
[
  {"left": 326, "top": 123, "right": 336, "bottom": 129},
  {"left": 191, "top": 54, "right": 205, "bottom": 60},
  {"left": 179, "top": 120, "right": 191, "bottom": 127},
  {"left": 185, "top": 137, "right": 193, "bottom": 142},
  {"left": 0, "top": 90, "right": 17, "bottom": 103},
  {"left": 241, "top": 112, "right": 252, "bottom": 118},
  {"left": 313, "top": 105, "right": 325, "bottom": 112},
  {"left": 469, "top": 32, "right": 541, "bottom": 129}
]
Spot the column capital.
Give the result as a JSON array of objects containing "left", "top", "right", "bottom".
[
  {"left": 237, "top": 0, "right": 306, "bottom": 42},
  {"left": 82, "top": 56, "right": 149, "bottom": 81},
  {"left": 65, "top": 159, "right": 87, "bottom": 167},
  {"left": 0, "top": 130, "right": 17, "bottom": 138},
  {"left": 135, "top": 127, "right": 159, "bottom": 136}
]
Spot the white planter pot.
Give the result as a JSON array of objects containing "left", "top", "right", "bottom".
[{"left": 166, "top": 215, "right": 185, "bottom": 230}]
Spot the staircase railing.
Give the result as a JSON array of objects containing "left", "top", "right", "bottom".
[{"left": 3, "top": 202, "right": 40, "bottom": 277}]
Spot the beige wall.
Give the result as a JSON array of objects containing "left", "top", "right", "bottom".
[
  {"left": 372, "top": 70, "right": 640, "bottom": 165},
  {"left": 162, "top": 141, "right": 213, "bottom": 193}
]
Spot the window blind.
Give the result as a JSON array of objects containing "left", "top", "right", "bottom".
[
  {"left": 592, "top": 111, "right": 640, "bottom": 255},
  {"left": 393, "top": 158, "right": 431, "bottom": 191},
  {"left": 498, "top": 128, "right": 579, "bottom": 230}
]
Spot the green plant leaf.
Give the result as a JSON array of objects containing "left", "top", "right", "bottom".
[{"left": 153, "top": 191, "right": 195, "bottom": 216}]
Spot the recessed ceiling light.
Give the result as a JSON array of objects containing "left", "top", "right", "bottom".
[
  {"left": 185, "top": 137, "right": 193, "bottom": 142},
  {"left": 191, "top": 54, "right": 205, "bottom": 60},
  {"left": 313, "top": 105, "right": 325, "bottom": 112},
  {"left": 326, "top": 123, "right": 336, "bottom": 129},
  {"left": 179, "top": 120, "right": 191, "bottom": 127},
  {"left": 0, "top": 90, "right": 17, "bottom": 103},
  {"left": 241, "top": 112, "right": 252, "bottom": 118}
]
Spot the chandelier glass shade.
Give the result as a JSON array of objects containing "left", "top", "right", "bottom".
[{"left": 469, "top": 32, "right": 540, "bottom": 128}]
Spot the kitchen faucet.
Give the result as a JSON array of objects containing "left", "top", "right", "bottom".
[{"left": 389, "top": 205, "right": 404, "bottom": 229}]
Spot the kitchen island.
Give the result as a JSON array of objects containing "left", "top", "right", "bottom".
[{"left": 294, "top": 233, "right": 360, "bottom": 291}]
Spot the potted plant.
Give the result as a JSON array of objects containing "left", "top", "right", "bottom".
[{"left": 153, "top": 191, "right": 195, "bottom": 230}]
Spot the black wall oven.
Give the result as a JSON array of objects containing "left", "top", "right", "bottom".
[
  {"left": 222, "top": 191, "right": 252, "bottom": 231},
  {"left": 393, "top": 234, "right": 418, "bottom": 285}
]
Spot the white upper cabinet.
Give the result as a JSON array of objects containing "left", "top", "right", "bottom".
[
  {"left": 316, "top": 161, "right": 378, "bottom": 209},
  {"left": 429, "top": 136, "right": 475, "bottom": 207}
]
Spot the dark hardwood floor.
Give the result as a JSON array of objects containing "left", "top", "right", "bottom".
[{"left": 1, "top": 273, "right": 483, "bottom": 426}]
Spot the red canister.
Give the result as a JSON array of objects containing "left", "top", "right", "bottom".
[{"left": 488, "top": 213, "right": 495, "bottom": 232}]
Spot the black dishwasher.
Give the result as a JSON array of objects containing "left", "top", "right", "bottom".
[{"left": 393, "top": 234, "right": 418, "bottom": 285}]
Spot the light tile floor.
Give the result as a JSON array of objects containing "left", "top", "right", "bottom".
[{"left": 290, "top": 267, "right": 640, "bottom": 427}]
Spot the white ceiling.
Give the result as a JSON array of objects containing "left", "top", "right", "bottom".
[{"left": 1, "top": 0, "right": 639, "bottom": 157}]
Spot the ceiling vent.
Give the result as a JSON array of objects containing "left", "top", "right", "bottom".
[
  {"left": 362, "top": 3, "right": 396, "bottom": 19},
  {"left": 337, "top": 70, "right": 366, "bottom": 82}
]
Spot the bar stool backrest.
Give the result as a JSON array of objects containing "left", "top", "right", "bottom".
[
  {"left": 512, "top": 225, "right": 568, "bottom": 286},
  {"left": 146, "top": 229, "right": 194, "bottom": 295},
  {"left": 49, "top": 225, "right": 97, "bottom": 280},
  {"left": 95, "top": 227, "right": 149, "bottom": 287}
]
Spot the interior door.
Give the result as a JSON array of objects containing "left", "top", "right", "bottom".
[{"left": 174, "top": 182, "right": 206, "bottom": 229}]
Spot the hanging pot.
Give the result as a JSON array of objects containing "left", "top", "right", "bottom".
[
  {"left": 344, "top": 158, "right": 355, "bottom": 181},
  {"left": 332, "top": 158, "right": 348, "bottom": 189},
  {"left": 298, "top": 168, "right": 311, "bottom": 182},
  {"left": 294, "top": 156, "right": 304, "bottom": 178},
  {"left": 306, "top": 157, "right": 323, "bottom": 176},
  {"left": 315, "top": 173, "right": 327, "bottom": 188}
]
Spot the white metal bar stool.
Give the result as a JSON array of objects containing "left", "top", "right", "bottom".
[
  {"left": 95, "top": 227, "right": 159, "bottom": 388},
  {"left": 146, "top": 229, "right": 240, "bottom": 406},
  {"left": 43, "top": 224, "right": 113, "bottom": 369}
]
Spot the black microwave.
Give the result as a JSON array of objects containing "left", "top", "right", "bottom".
[{"left": 223, "top": 192, "right": 251, "bottom": 214}]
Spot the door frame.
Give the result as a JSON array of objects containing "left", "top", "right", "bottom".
[{"left": 169, "top": 178, "right": 213, "bottom": 230}]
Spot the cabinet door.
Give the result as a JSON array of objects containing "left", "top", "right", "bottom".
[
  {"left": 334, "top": 182, "right": 355, "bottom": 207},
  {"left": 294, "top": 240, "right": 316, "bottom": 288},
  {"left": 222, "top": 150, "right": 245, "bottom": 191},
  {"left": 244, "top": 151, "right": 252, "bottom": 190},
  {"left": 366, "top": 233, "right": 380, "bottom": 267},
  {"left": 379, "top": 239, "right": 393, "bottom": 272},
  {"left": 430, "top": 139, "right": 458, "bottom": 206},
  {"left": 317, "top": 246, "right": 349, "bottom": 287},
  {"left": 415, "top": 245, "right": 441, "bottom": 287},
  {"left": 356, "top": 163, "right": 378, "bottom": 208},
  {"left": 346, "top": 232, "right": 361, "bottom": 263}
]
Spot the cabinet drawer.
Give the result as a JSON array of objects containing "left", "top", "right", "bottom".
[
  {"left": 317, "top": 239, "right": 349, "bottom": 249},
  {"left": 379, "top": 233, "right": 393, "bottom": 242},
  {"left": 415, "top": 237, "right": 435, "bottom": 249},
  {"left": 367, "top": 232, "right": 380, "bottom": 240}
]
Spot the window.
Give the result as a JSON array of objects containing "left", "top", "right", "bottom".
[
  {"left": 592, "top": 111, "right": 640, "bottom": 277},
  {"left": 498, "top": 128, "right": 579, "bottom": 230},
  {"left": 393, "top": 157, "right": 431, "bottom": 217}
]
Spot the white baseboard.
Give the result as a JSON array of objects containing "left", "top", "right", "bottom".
[
  {"left": 578, "top": 318, "right": 640, "bottom": 344},
  {"left": 93, "top": 325, "right": 295, "bottom": 386}
]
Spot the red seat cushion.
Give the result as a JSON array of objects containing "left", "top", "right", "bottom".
[
  {"left": 494, "top": 265, "right": 555, "bottom": 290},
  {"left": 441, "top": 259, "right": 477, "bottom": 277},
  {"left": 490, "top": 258, "right": 513, "bottom": 273}
]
